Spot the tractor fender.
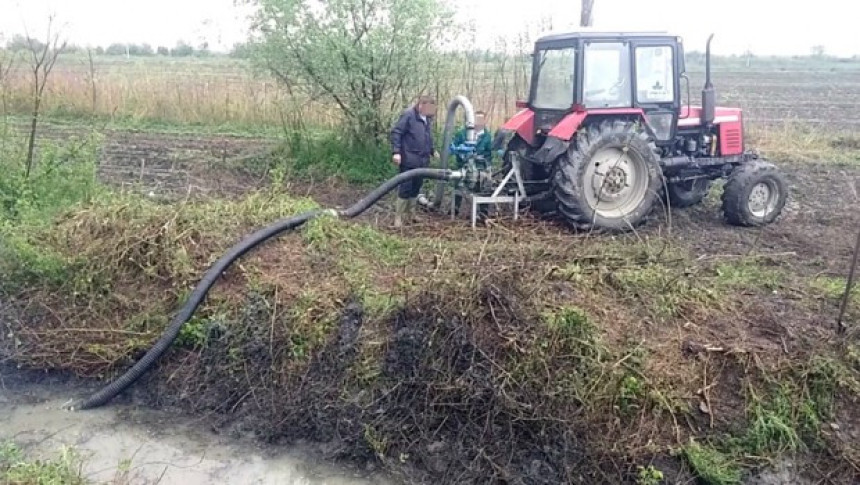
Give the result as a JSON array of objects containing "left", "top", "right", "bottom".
[
  {"left": 499, "top": 109, "right": 536, "bottom": 146},
  {"left": 547, "top": 108, "right": 646, "bottom": 141}
]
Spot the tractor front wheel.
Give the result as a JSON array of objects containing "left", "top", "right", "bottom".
[
  {"left": 553, "top": 120, "right": 663, "bottom": 232},
  {"left": 666, "top": 179, "right": 712, "bottom": 208},
  {"left": 721, "top": 161, "right": 788, "bottom": 226}
]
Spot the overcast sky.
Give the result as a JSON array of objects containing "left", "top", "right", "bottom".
[{"left": 0, "top": 0, "right": 856, "bottom": 57}]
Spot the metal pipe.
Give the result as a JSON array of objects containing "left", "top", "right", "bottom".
[
  {"left": 702, "top": 33, "right": 716, "bottom": 126},
  {"left": 432, "top": 95, "right": 476, "bottom": 209}
]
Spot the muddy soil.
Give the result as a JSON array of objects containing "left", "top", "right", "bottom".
[{"left": 0, "top": 366, "right": 393, "bottom": 485}]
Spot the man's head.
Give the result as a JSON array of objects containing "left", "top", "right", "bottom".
[
  {"left": 475, "top": 111, "right": 486, "bottom": 131},
  {"left": 416, "top": 95, "right": 437, "bottom": 117}
]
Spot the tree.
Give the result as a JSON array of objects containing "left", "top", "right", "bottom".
[
  {"left": 247, "top": 0, "right": 455, "bottom": 142},
  {"left": 0, "top": 48, "right": 17, "bottom": 120},
  {"left": 580, "top": 0, "right": 595, "bottom": 27},
  {"left": 105, "top": 43, "right": 127, "bottom": 56},
  {"left": 171, "top": 41, "right": 195, "bottom": 57},
  {"left": 23, "top": 17, "right": 67, "bottom": 179},
  {"left": 229, "top": 42, "right": 252, "bottom": 59}
]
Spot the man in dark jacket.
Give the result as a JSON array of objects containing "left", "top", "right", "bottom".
[{"left": 390, "top": 95, "right": 437, "bottom": 227}]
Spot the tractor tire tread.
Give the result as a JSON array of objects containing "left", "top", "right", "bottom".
[
  {"left": 552, "top": 119, "right": 663, "bottom": 232},
  {"left": 666, "top": 179, "right": 713, "bottom": 209},
  {"left": 721, "top": 160, "right": 788, "bottom": 226}
]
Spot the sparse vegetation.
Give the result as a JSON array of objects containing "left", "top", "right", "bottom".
[{"left": 0, "top": 442, "right": 88, "bottom": 485}]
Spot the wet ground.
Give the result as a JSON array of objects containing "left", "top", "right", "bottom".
[{"left": 0, "top": 367, "right": 393, "bottom": 485}]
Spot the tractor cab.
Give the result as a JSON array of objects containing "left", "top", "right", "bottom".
[{"left": 528, "top": 31, "right": 684, "bottom": 143}]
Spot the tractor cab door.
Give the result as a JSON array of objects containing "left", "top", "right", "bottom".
[{"left": 630, "top": 42, "right": 682, "bottom": 145}]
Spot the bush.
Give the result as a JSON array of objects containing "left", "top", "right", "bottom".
[
  {"left": 0, "top": 132, "right": 102, "bottom": 222},
  {"left": 0, "top": 130, "right": 102, "bottom": 292}
]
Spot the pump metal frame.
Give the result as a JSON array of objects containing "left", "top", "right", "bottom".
[{"left": 451, "top": 154, "right": 528, "bottom": 228}]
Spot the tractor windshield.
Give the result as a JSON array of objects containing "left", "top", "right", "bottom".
[
  {"left": 583, "top": 42, "right": 632, "bottom": 108},
  {"left": 531, "top": 47, "right": 576, "bottom": 110}
]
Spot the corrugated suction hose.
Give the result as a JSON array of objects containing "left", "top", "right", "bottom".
[{"left": 73, "top": 168, "right": 460, "bottom": 410}]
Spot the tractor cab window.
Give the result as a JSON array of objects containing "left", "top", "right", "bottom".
[
  {"left": 583, "top": 42, "right": 631, "bottom": 108},
  {"left": 531, "top": 47, "right": 576, "bottom": 110},
  {"left": 635, "top": 45, "right": 675, "bottom": 103}
]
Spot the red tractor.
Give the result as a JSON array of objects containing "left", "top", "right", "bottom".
[{"left": 493, "top": 31, "right": 788, "bottom": 232}]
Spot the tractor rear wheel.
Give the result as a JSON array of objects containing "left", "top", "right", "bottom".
[
  {"left": 553, "top": 120, "right": 663, "bottom": 231},
  {"left": 721, "top": 161, "right": 787, "bottom": 226},
  {"left": 666, "top": 179, "right": 712, "bottom": 208}
]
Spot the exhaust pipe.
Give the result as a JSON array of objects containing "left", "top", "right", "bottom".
[{"left": 702, "top": 33, "right": 716, "bottom": 126}]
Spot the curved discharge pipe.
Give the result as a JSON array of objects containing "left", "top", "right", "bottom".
[
  {"left": 430, "top": 95, "right": 476, "bottom": 209},
  {"left": 73, "top": 168, "right": 462, "bottom": 410}
]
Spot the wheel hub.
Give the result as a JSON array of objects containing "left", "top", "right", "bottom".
[
  {"left": 602, "top": 166, "right": 628, "bottom": 196},
  {"left": 583, "top": 146, "right": 649, "bottom": 218},
  {"left": 747, "top": 182, "right": 777, "bottom": 217}
]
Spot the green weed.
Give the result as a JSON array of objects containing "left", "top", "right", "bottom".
[
  {"left": 744, "top": 386, "right": 803, "bottom": 455},
  {"left": 810, "top": 276, "right": 857, "bottom": 303},
  {"left": 544, "top": 306, "right": 601, "bottom": 356},
  {"left": 618, "top": 374, "right": 646, "bottom": 414},
  {"left": 175, "top": 316, "right": 210, "bottom": 349},
  {"left": 713, "top": 259, "right": 784, "bottom": 291},
  {"left": 0, "top": 225, "right": 72, "bottom": 291},
  {"left": 303, "top": 216, "right": 408, "bottom": 266},
  {"left": 0, "top": 132, "right": 102, "bottom": 223},
  {"left": 636, "top": 465, "right": 664, "bottom": 485},
  {"left": 286, "top": 289, "right": 339, "bottom": 360},
  {"left": 0, "top": 441, "right": 88, "bottom": 485},
  {"left": 682, "top": 440, "right": 742, "bottom": 485},
  {"left": 283, "top": 131, "right": 394, "bottom": 185},
  {"left": 610, "top": 264, "right": 716, "bottom": 320}
]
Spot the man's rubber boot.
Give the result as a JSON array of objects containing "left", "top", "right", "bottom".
[
  {"left": 407, "top": 198, "right": 420, "bottom": 223},
  {"left": 394, "top": 198, "right": 406, "bottom": 228}
]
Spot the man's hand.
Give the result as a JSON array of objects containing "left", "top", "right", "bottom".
[{"left": 392, "top": 154, "right": 401, "bottom": 165}]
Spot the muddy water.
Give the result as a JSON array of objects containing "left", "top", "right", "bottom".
[{"left": 0, "top": 374, "right": 394, "bottom": 485}]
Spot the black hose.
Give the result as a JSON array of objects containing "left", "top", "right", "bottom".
[
  {"left": 433, "top": 96, "right": 475, "bottom": 209},
  {"left": 74, "top": 168, "right": 459, "bottom": 410}
]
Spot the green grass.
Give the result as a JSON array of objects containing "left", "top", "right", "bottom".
[
  {"left": 609, "top": 263, "right": 717, "bottom": 320},
  {"left": 749, "top": 123, "right": 860, "bottom": 166},
  {"left": 686, "top": 354, "right": 860, "bottom": 482},
  {"left": 713, "top": 259, "right": 785, "bottom": 291},
  {"left": 0, "top": 442, "right": 88, "bottom": 485},
  {"left": 743, "top": 386, "right": 804, "bottom": 455},
  {"left": 682, "top": 441, "right": 742, "bottom": 485},
  {"left": 810, "top": 276, "right": 858, "bottom": 303}
]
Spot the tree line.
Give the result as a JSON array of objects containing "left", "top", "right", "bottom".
[{"left": 3, "top": 35, "right": 214, "bottom": 58}]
